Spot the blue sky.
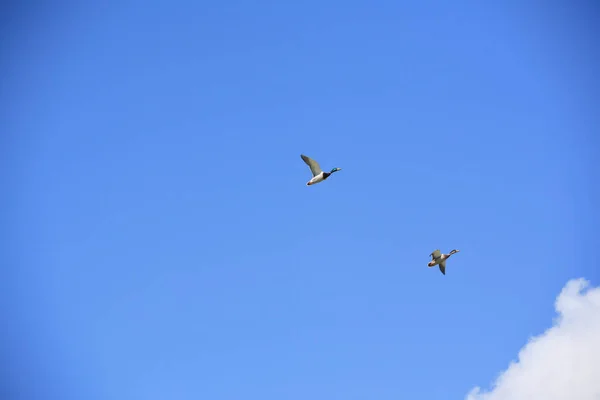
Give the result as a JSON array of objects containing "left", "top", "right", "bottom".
[{"left": 2, "top": 1, "right": 598, "bottom": 399}]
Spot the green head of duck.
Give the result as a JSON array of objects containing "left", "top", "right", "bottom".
[{"left": 330, "top": 167, "right": 342, "bottom": 173}]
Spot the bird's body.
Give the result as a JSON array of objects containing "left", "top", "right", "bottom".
[
  {"left": 307, "top": 172, "right": 329, "bottom": 185},
  {"left": 301, "top": 154, "right": 341, "bottom": 186},
  {"left": 428, "top": 249, "right": 460, "bottom": 275}
]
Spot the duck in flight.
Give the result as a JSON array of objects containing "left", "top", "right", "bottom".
[
  {"left": 428, "top": 249, "right": 460, "bottom": 275},
  {"left": 301, "top": 154, "right": 342, "bottom": 186}
]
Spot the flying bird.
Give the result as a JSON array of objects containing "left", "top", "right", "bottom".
[
  {"left": 301, "top": 154, "right": 342, "bottom": 186},
  {"left": 428, "top": 249, "right": 460, "bottom": 275}
]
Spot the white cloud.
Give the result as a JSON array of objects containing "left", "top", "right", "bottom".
[{"left": 466, "top": 278, "right": 600, "bottom": 400}]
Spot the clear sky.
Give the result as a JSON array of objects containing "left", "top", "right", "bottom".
[{"left": 2, "top": 1, "right": 598, "bottom": 399}]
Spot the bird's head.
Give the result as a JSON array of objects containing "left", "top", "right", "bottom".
[{"left": 330, "top": 167, "right": 342, "bottom": 173}]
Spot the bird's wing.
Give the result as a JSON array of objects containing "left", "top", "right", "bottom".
[
  {"left": 430, "top": 249, "right": 441, "bottom": 260},
  {"left": 301, "top": 154, "right": 322, "bottom": 177},
  {"left": 439, "top": 260, "right": 446, "bottom": 275}
]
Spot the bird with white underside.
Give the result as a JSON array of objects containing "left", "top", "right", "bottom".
[
  {"left": 301, "top": 154, "right": 342, "bottom": 186},
  {"left": 428, "top": 249, "right": 460, "bottom": 275}
]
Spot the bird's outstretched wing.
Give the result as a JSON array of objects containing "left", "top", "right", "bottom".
[
  {"left": 301, "top": 154, "right": 322, "bottom": 177},
  {"left": 430, "top": 249, "right": 441, "bottom": 261},
  {"left": 439, "top": 260, "right": 446, "bottom": 275}
]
